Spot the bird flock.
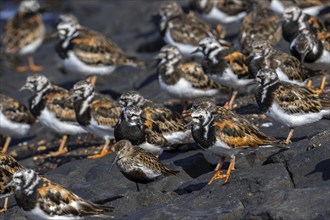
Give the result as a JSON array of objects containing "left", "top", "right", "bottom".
[{"left": 1, "top": 0, "right": 329, "bottom": 219}]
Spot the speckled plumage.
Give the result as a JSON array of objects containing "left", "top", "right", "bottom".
[
  {"left": 0, "top": 153, "right": 23, "bottom": 197},
  {"left": 3, "top": 0, "right": 45, "bottom": 56},
  {"left": 290, "top": 26, "right": 330, "bottom": 70},
  {"left": 255, "top": 69, "right": 330, "bottom": 116},
  {"left": 157, "top": 45, "right": 221, "bottom": 100},
  {"left": 112, "top": 140, "right": 179, "bottom": 185},
  {"left": 158, "top": 2, "right": 228, "bottom": 55},
  {"left": 239, "top": 1, "right": 281, "bottom": 54},
  {"left": 56, "top": 15, "right": 143, "bottom": 77},
  {"left": 188, "top": 98, "right": 280, "bottom": 150},
  {"left": 190, "top": 0, "right": 249, "bottom": 23},
  {"left": 282, "top": 6, "right": 326, "bottom": 43},
  {"left": 114, "top": 105, "right": 170, "bottom": 156},
  {"left": 118, "top": 91, "right": 190, "bottom": 144},
  {"left": 249, "top": 39, "right": 324, "bottom": 86},
  {"left": 8, "top": 169, "right": 113, "bottom": 219}
]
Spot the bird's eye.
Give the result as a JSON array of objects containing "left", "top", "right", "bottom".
[{"left": 199, "top": 115, "right": 203, "bottom": 119}]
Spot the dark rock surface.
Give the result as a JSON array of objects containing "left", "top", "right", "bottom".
[{"left": 1, "top": 1, "right": 330, "bottom": 220}]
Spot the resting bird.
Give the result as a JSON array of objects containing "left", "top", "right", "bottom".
[
  {"left": 0, "top": 153, "right": 23, "bottom": 213},
  {"left": 6, "top": 169, "right": 114, "bottom": 219},
  {"left": 3, "top": 0, "right": 45, "bottom": 72},
  {"left": 186, "top": 98, "right": 281, "bottom": 184},
  {"left": 0, "top": 94, "right": 35, "bottom": 154},
  {"left": 111, "top": 140, "right": 179, "bottom": 191},
  {"left": 255, "top": 68, "right": 330, "bottom": 144}
]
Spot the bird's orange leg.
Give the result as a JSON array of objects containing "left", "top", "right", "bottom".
[
  {"left": 224, "top": 155, "right": 236, "bottom": 183},
  {"left": 208, "top": 156, "right": 227, "bottom": 185},
  {"left": 224, "top": 89, "right": 238, "bottom": 110},
  {"left": 27, "top": 55, "right": 43, "bottom": 71},
  {"left": 16, "top": 56, "right": 43, "bottom": 72},
  {"left": 307, "top": 76, "right": 327, "bottom": 95},
  {"left": 88, "top": 139, "right": 112, "bottom": 159},
  {"left": 285, "top": 128, "right": 295, "bottom": 145},
  {"left": 46, "top": 135, "right": 69, "bottom": 157},
  {"left": 1, "top": 136, "right": 12, "bottom": 154},
  {"left": 0, "top": 197, "right": 8, "bottom": 213}
]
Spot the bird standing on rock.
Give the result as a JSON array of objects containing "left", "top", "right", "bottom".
[
  {"left": 156, "top": 44, "right": 221, "bottom": 110},
  {"left": 0, "top": 94, "right": 35, "bottom": 154},
  {"left": 20, "top": 74, "right": 87, "bottom": 157},
  {"left": 0, "top": 153, "right": 23, "bottom": 213},
  {"left": 6, "top": 169, "right": 114, "bottom": 219},
  {"left": 111, "top": 140, "right": 179, "bottom": 191},
  {"left": 3, "top": 0, "right": 45, "bottom": 72},
  {"left": 70, "top": 80, "right": 121, "bottom": 159},
  {"left": 185, "top": 98, "right": 281, "bottom": 184},
  {"left": 55, "top": 14, "right": 144, "bottom": 86},
  {"left": 119, "top": 91, "right": 190, "bottom": 145},
  {"left": 115, "top": 105, "right": 169, "bottom": 156},
  {"left": 249, "top": 39, "right": 326, "bottom": 94},
  {"left": 189, "top": 0, "right": 248, "bottom": 24},
  {"left": 158, "top": 1, "right": 229, "bottom": 56},
  {"left": 255, "top": 68, "right": 330, "bottom": 145},
  {"left": 194, "top": 37, "right": 255, "bottom": 109}
]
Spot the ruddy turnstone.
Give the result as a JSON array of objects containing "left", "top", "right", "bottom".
[
  {"left": 0, "top": 94, "right": 35, "bottom": 154},
  {"left": 255, "top": 68, "right": 330, "bottom": 144},
  {"left": 118, "top": 91, "right": 190, "bottom": 144},
  {"left": 282, "top": 6, "right": 326, "bottom": 43},
  {"left": 239, "top": 1, "right": 281, "bottom": 54},
  {"left": 156, "top": 45, "right": 221, "bottom": 109},
  {"left": 186, "top": 99, "right": 281, "bottom": 184},
  {"left": 270, "top": 0, "right": 330, "bottom": 16},
  {"left": 249, "top": 39, "right": 325, "bottom": 93},
  {"left": 111, "top": 140, "right": 179, "bottom": 191},
  {"left": 6, "top": 169, "right": 114, "bottom": 219},
  {"left": 189, "top": 0, "right": 248, "bottom": 24},
  {"left": 194, "top": 37, "right": 255, "bottom": 109},
  {"left": 114, "top": 105, "right": 169, "bottom": 156},
  {"left": 290, "top": 25, "right": 330, "bottom": 70},
  {"left": 70, "top": 80, "right": 121, "bottom": 158},
  {"left": 0, "top": 153, "right": 23, "bottom": 213},
  {"left": 20, "top": 74, "right": 86, "bottom": 157},
  {"left": 55, "top": 14, "right": 144, "bottom": 86},
  {"left": 3, "top": 0, "right": 45, "bottom": 72},
  {"left": 158, "top": 1, "right": 228, "bottom": 56}
]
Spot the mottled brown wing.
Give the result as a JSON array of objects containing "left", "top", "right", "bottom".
[
  {"left": 72, "top": 27, "right": 130, "bottom": 66},
  {"left": 0, "top": 154, "right": 23, "bottom": 194},
  {"left": 240, "top": 7, "right": 281, "bottom": 53},
  {"left": 274, "top": 83, "right": 324, "bottom": 114},
  {"left": 3, "top": 13, "right": 45, "bottom": 55},
  {"left": 133, "top": 147, "right": 163, "bottom": 170},
  {"left": 295, "top": 0, "right": 324, "bottom": 8},
  {"left": 169, "top": 14, "right": 212, "bottom": 45},
  {"left": 270, "top": 52, "right": 309, "bottom": 81},
  {"left": 223, "top": 51, "right": 250, "bottom": 78},
  {"left": 145, "top": 128, "right": 169, "bottom": 147},
  {"left": 38, "top": 177, "right": 112, "bottom": 217},
  {"left": 90, "top": 100, "right": 121, "bottom": 127},
  {"left": 0, "top": 94, "right": 35, "bottom": 124},
  {"left": 215, "top": 0, "right": 247, "bottom": 15},
  {"left": 45, "top": 86, "right": 77, "bottom": 122},
  {"left": 143, "top": 106, "right": 186, "bottom": 133},
  {"left": 177, "top": 61, "right": 221, "bottom": 90},
  {"left": 37, "top": 178, "right": 83, "bottom": 216},
  {"left": 213, "top": 107, "right": 279, "bottom": 148}
]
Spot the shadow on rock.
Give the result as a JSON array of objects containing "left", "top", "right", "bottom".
[
  {"left": 173, "top": 152, "right": 215, "bottom": 178},
  {"left": 306, "top": 159, "right": 330, "bottom": 181}
]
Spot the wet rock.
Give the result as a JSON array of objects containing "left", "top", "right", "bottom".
[{"left": 244, "top": 186, "right": 330, "bottom": 220}]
